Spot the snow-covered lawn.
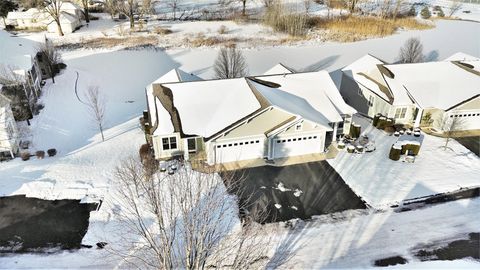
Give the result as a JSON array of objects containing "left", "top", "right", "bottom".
[
  {"left": 0, "top": 17, "right": 479, "bottom": 268},
  {"left": 270, "top": 197, "right": 480, "bottom": 268},
  {"left": 329, "top": 115, "right": 480, "bottom": 208}
]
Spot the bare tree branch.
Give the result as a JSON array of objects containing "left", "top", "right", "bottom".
[
  {"left": 213, "top": 46, "right": 248, "bottom": 79},
  {"left": 84, "top": 85, "right": 106, "bottom": 141},
  {"left": 108, "top": 158, "right": 274, "bottom": 269},
  {"left": 398, "top": 37, "right": 424, "bottom": 63}
]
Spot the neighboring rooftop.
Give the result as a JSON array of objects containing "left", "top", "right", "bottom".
[
  {"left": 0, "top": 30, "right": 39, "bottom": 71},
  {"left": 343, "top": 53, "right": 480, "bottom": 109},
  {"left": 444, "top": 52, "right": 480, "bottom": 62},
  {"left": 383, "top": 61, "right": 480, "bottom": 110},
  {"left": 263, "top": 63, "right": 296, "bottom": 75},
  {"left": 342, "top": 54, "right": 392, "bottom": 102}
]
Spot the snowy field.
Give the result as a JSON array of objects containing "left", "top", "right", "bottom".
[{"left": 0, "top": 17, "right": 479, "bottom": 268}]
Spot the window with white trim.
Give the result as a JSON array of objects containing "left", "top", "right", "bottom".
[
  {"left": 162, "top": 136, "right": 177, "bottom": 150},
  {"left": 394, "top": 107, "right": 407, "bottom": 119},
  {"left": 368, "top": 96, "right": 374, "bottom": 107}
]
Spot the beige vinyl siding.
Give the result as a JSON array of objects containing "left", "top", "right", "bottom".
[{"left": 221, "top": 107, "right": 293, "bottom": 139}]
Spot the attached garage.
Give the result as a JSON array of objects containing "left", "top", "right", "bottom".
[
  {"left": 448, "top": 110, "right": 480, "bottom": 131},
  {"left": 214, "top": 137, "right": 266, "bottom": 164},
  {"left": 272, "top": 133, "right": 325, "bottom": 159}
]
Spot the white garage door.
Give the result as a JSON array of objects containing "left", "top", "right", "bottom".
[
  {"left": 451, "top": 111, "right": 480, "bottom": 130},
  {"left": 273, "top": 133, "right": 324, "bottom": 159},
  {"left": 215, "top": 138, "right": 265, "bottom": 164}
]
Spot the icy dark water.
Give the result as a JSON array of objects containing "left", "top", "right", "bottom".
[
  {"left": 225, "top": 161, "right": 367, "bottom": 223},
  {"left": 0, "top": 195, "right": 97, "bottom": 253}
]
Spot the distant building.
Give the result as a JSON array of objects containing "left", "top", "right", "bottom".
[
  {"left": 6, "top": 1, "right": 82, "bottom": 34},
  {"left": 340, "top": 53, "right": 480, "bottom": 132},
  {"left": 144, "top": 66, "right": 355, "bottom": 165}
]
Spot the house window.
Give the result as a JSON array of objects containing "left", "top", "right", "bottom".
[
  {"left": 187, "top": 138, "right": 196, "bottom": 152},
  {"left": 394, "top": 107, "right": 407, "bottom": 119},
  {"left": 162, "top": 136, "right": 177, "bottom": 150},
  {"left": 295, "top": 123, "right": 302, "bottom": 131},
  {"left": 368, "top": 96, "right": 374, "bottom": 107}
]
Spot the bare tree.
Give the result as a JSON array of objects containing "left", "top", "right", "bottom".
[
  {"left": 214, "top": 46, "right": 248, "bottom": 79},
  {"left": 167, "top": 0, "right": 181, "bottom": 20},
  {"left": 441, "top": 113, "right": 465, "bottom": 151},
  {"left": 37, "top": 38, "right": 62, "bottom": 83},
  {"left": 118, "top": 0, "right": 140, "bottom": 29},
  {"left": 392, "top": 0, "right": 406, "bottom": 19},
  {"left": 109, "top": 158, "right": 273, "bottom": 269},
  {"left": 80, "top": 0, "right": 90, "bottom": 23},
  {"left": 84, "top": 85, "right": 106, "bottom": 141},
  {"left": 104, "top": 0, "right": 118, "bottom": 20},
  {"left": 43, "top": 0, "right": 64, "bottom": 36},
  {"left": 345, "top": 0, "right": 361, "bottom": 14},
  {"left": 398, "top": 37, "right": 424, "bottom": 63},
  {"left": 141, "top": 0, "right": 154, "bottom": 16},
  {"left": 303, "top": 0, "right": 312, "bottom": 14},
  {"left": 448, "top": 0, "right": 462, "bottom": 17},
  {"left": 220, "top": 0, "right": 249, "bottom": 16}
]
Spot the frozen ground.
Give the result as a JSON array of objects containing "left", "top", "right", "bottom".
[{"left": 0, "top": 17, "right": 479, "bottom": 268}]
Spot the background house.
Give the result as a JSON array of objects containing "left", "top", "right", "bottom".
[
  {"left": 0, "top": 93, "right": 19, "bottom": 159},
  {"left": 0, "top": 30, "right": 43, "bottom": 122},
  {"left": 6, "top": 1, "right": 82, "bottom": 34},
  {"left": 340, "top": 53, "right": 480, "bottom": 132},
  {"left": 145, "top": 66, "right": 355, "bottom": 166}
]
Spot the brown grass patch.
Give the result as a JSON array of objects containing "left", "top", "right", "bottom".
[
  {"left": 312, "top": 16, "right": 433, "bottom": 42},
  {"left": 151, "top": 26, "right": 173, "bottom": 35},
  {"left": 57, "top": 36, "right": 160, "bottom": 50},
  {"left": 187, "top": 32, "right": 239, "bottom": 47}
]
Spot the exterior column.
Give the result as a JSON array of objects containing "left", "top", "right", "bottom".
[
  {"left": 414, "top": 108, "right": 423, "bottom": 128},
  {"left": 332, "top": 122, "right": 338, "bottom": 141}
]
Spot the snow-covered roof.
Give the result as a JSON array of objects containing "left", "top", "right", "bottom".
[
  {"left": 383, "top": 61, "right": 480, "bottom": 110},
  {"left": 0, "top": 30, "right": 39, "bottom": 72},
  {"left": 252, "top": 71, "right": 355, "bottom": 125},
  {"left": 147, "top": 68, "right": 203, "bottom": 135},
  {"left": 342, "top": 54, "right": 392, "bottom": 102},
  {"left": 7, "top": 8, "right": 42, "bottom": 20},
  {"left": 59, "top": 1, "right": 82, "bottom": 11},
  {"left": 160, "top": 78, "right": 261, "bottom": 137},
  {"left": 263, "top": 63, "right": 295, "bottom": 75},
  {"left": 444, "top": 52, "right": 480, "bottom": 62},
  {"left": 152, "top": 68, "right": 202, "bottom": 84}
]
